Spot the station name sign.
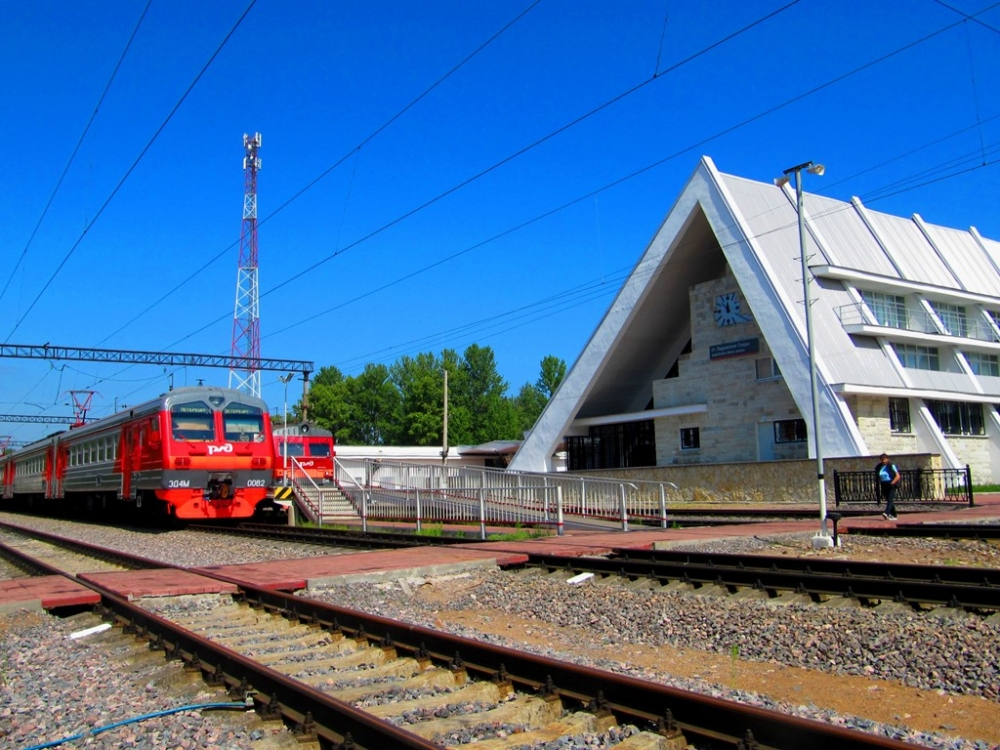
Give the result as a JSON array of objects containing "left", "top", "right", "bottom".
[{"left": 709, "top": 338, "right": 759, "bottom": 360}]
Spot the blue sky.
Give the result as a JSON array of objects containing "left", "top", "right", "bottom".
[{"left": 1, "top": 0, "right": 999, "bottom": 444}]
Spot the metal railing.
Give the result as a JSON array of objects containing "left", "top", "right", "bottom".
[
  {"left": 837, "top": 303, "right": 1000, "bottom": 342},
  {"left": 331, "top": 457, "right": 682, "bottom": 537},
  {"left": 833, "top": 466, "right": 973, "bottom": 507}
]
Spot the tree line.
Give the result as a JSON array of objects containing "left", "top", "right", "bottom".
[{"left": 283, "top": 344, "right": 566, "bottom": 447}]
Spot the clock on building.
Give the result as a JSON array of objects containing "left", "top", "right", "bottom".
[{"left": 714, "top": 292, "right": 752, "bottom": 326}]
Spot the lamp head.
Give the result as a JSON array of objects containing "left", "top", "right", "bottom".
[
  {"left": 807, "top": 163, "right": 825, "bottom": 176},
  {"left": 774, "top": 175, "right": 791, "bottom": 187}
]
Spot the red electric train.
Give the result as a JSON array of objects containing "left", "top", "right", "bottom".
[
  {"left": 0, "top": 386, "right": 275, "bottom": 520},
  {"left": 272, "top": 422, "right": 336, "bottom": 485}
]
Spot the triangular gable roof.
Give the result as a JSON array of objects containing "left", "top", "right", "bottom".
[{"left": 511, "top": 156, "right": 1000, "bottom": 472}]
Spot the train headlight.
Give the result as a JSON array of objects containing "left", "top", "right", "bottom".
[{"left": 175, "top": 457, "right": 191, "bottom": 469}]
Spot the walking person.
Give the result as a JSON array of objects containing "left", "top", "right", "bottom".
[{"left": 875, "top": 453, "right": 901, "bottom": 520}]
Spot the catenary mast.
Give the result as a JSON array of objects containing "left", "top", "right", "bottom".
[{"left": 229, "top": 132, "right": 262, "bottom": 396}]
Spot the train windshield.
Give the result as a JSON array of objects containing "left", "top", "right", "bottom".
[
  {"left": 223, "top": 404, "right": 266, "bottom": 442},
  {"left": 277, "top": 440, "right": 305, "bottom": 457},
  {"left": 309, "top": 442, "right": 332, "bottom": 457},
  {"left": 171, "top": 401, "right": 215, "bottom": 441}
]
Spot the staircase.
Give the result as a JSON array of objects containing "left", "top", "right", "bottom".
[{"left": 296, "top": 483, "right": 360, "bottom": 523}]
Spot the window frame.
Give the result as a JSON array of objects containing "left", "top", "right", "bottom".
[
  {"left": 925, "top": 400, "right": 985, "bottom": 436},
  {"left": 754, "top": 357, "right": 781, "bottom": 381},
  {"left": 894, "top": 344, "right": 940, "bottom": 371},
  {"left": 774, "top": 419, "right": 807, "bottom": 444},
  {"left": 679, "top": 427, "right": 700, "bottom": 450},
  {"left": 888, "top": 397, "right": 911, "bottom": 434},
  {"left": 861, "top": 290, "right": 907, "bottom": 328}
]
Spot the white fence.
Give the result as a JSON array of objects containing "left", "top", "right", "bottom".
[{"left": 331, "top": 457, "right": 681, "bottom": 538}]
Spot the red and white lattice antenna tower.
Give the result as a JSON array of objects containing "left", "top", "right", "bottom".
[{"left": 229, "top": 132, "right": 262, "bottom": 397}]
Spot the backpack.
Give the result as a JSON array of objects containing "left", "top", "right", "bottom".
[{"left": 875, "top": 462, "right": 899, "bottom": 482}]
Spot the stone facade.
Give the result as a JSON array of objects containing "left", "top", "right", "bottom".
[
  {"left": 653, "top": 273, "right": 806, "bottom": 465},
  {"left": 576, "top": 453, "right": 944, "bottom": 505}
]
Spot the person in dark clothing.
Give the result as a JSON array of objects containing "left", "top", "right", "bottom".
[{"left": 876, "top": 453, "right": 901, "bottom": 520}]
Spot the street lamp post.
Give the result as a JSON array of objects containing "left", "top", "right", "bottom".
[
  {"left": 279, "top": 373, "right": 294, "bottom": 486},
  {"left": 775, "top": 161, "right": 833, "bottom": 548}
]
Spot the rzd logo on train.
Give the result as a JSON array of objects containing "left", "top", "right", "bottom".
[{"left": 208, "top": 444, "right": 234, "bottom": 455}]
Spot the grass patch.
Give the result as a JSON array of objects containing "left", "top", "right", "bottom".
[
  {"left": 415, "top": 524, "right": 445, "bottom": 537},
  {"left": 972, "top": 484, "right": 1000, "bottom": 493},
  {"left": 488, "top": 526, "right": 552, "bottom": 541}
]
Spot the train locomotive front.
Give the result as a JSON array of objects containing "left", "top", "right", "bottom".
[
  {"left": 158, "top": 387, "right": 275, "bottom": 518},
  {"left": 1, "top": 386, "right": 275, "bottom": 520}
]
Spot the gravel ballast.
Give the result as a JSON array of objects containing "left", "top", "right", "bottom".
[{"left": 1, "top": 512, "right": 998, "bottom": 749}]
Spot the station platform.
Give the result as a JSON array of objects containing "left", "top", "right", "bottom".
[
  {"left": 0, "top": 576, "right": 100, "bottom": 613},
  {"left": 2, "top": 495, "right": 997, "bottom": 612}
]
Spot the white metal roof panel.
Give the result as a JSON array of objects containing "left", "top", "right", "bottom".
[
  {"left": 810, "top": 282, "right": 905, "bottom": 388},
  {"left": 805, "top": 194, "right": 898, "bottom": 276},
  {"left": 720, "top": 175, "right": 904, "bottom": 390},
  {"left": 718, "top": 175, "right": 828, "bottom": 313},
  {"left": 920, "top": 221, "right": 1000, "bottom": 297},
  {"left": 860, "top": 208, "right": 960, "bottom": 287}
]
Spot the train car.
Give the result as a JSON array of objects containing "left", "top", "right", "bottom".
[
  {"left": 0, "top": 386, "right": 275, "bottom": 520},
  {"left": 272, "top": 422, "right": 336, "bottom": 485}
]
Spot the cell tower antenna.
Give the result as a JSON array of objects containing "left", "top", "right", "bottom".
[{"left": 229, "top": 132, "right": 262, "bottom": 397}]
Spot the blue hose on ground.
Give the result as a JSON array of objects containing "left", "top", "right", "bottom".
[{"left": 22, "top": 701, "right": 250, "bottom": 750}]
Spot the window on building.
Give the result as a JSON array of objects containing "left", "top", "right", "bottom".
[
  {"left": 933, "top": 302, "right": 968, "bottom": 337},
  {"left": 894, "top": 344, "right": 940, "bottom": 371},
  {"left": 861, "top": 290, "right": 907, "bottom": 328},
  {"left": 774, "top": 419, "right": 807, "bottom": 443},
  {"left": 565, "top": 420, "right": 656, "bottom": 471},
  {"left": 755, "top": 357, "right": 781, "bottom": 380},
  {"left": 925, "top": 400, "right": 984, "bottom": 435},
  {"left": 965, "top": 352, "right": 1000, "bottom": 377},
  {"left": 680, "top": 427, "right": 700, "bottom": 450},
  {"left": 889, "top": 397, "right": 911, "bottom": 433}
]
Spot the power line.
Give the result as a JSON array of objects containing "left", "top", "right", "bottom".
[
  {"left": 0, "top": 0, "right": 153, "bottom": 310},
  {"left": 104, "top": 0, "right": 806, "bottom": 356},
  {"left": 2, "top": 0, "right": 259, "bottom": 344}
]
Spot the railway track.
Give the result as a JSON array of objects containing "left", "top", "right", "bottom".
[
  {"left": 190, "top": 521, "right": 1000, "bottom": 615},
  {"left": 0, "top": 520, "right": 922, "bottom": 749},
  {"left": 538, "top": 547, "right": 1000, "bottom": 615},
  {"left": 848, "top": 522, "right": 1000, "bottom": 540}
]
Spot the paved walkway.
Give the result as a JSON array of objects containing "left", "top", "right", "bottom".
[{"left": 3, "top": 495, "right": 998, "bottom": 610}]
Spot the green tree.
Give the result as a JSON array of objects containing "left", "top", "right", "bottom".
[
  {"left": 536, "top": 355, "right": 567, "bottom": 398},
  {"left": 347, "top": 363, "right": 401, "bottom": 445},
  {"left": 454, "top": 344, "right": 512, "bottom": 444},
  {"left": 305, "top": 366, "right": 354, "bottom": 443},
  {"left": 391, "top": 352, "right": 445, "bottom": 445},
  {"left": 512, "top": 356, "right": 567, "bottom": 435}
]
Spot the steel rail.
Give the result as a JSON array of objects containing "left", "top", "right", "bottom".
[
  {"left": 0, "top": 520, "right": 918, "bottom": 749},
  {"left": 608, "top": 547, "right": 1000, "bottom": 586},
  {"left": 201, "top": 576, "right": 920, "bottom": 750},
  {"left": 528, "top": 552, "right": 1000, "bottom": 612},
  {"left": 0, "top": 528, "right": 441, "bottom": 749},
  {"left": 848, "top": 523, "right": 1000, "bottom": 540}
]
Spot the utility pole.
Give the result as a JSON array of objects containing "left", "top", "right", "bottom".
[{"left": 442, "top": 368, "right": 449, "bottom": 465}]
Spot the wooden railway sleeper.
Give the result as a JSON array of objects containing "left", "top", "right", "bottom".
[
  {"left": 655, "top": 708, "right": 683, "bottom": 739},
  {"left": 205, "top": 663, "right": 227, "bottom": 687},
  {"left": 229, "top": 676, "right": 253, "bottom": 700},
  {"left": 254, "top": 691, "right": 283, "bottom": 721},
  {"left": 540, "top": 674, "right": 558, "bottom": 700},
  {"left": 294, "top": 710, "right": 317, "bottom": 742},
  {"left": 183, "top": 650, "right": 202, "bottom": 673}
]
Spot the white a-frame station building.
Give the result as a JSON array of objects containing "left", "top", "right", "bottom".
[{"left": 509, "top": 156, "right": 1000, "bottom": 485}]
